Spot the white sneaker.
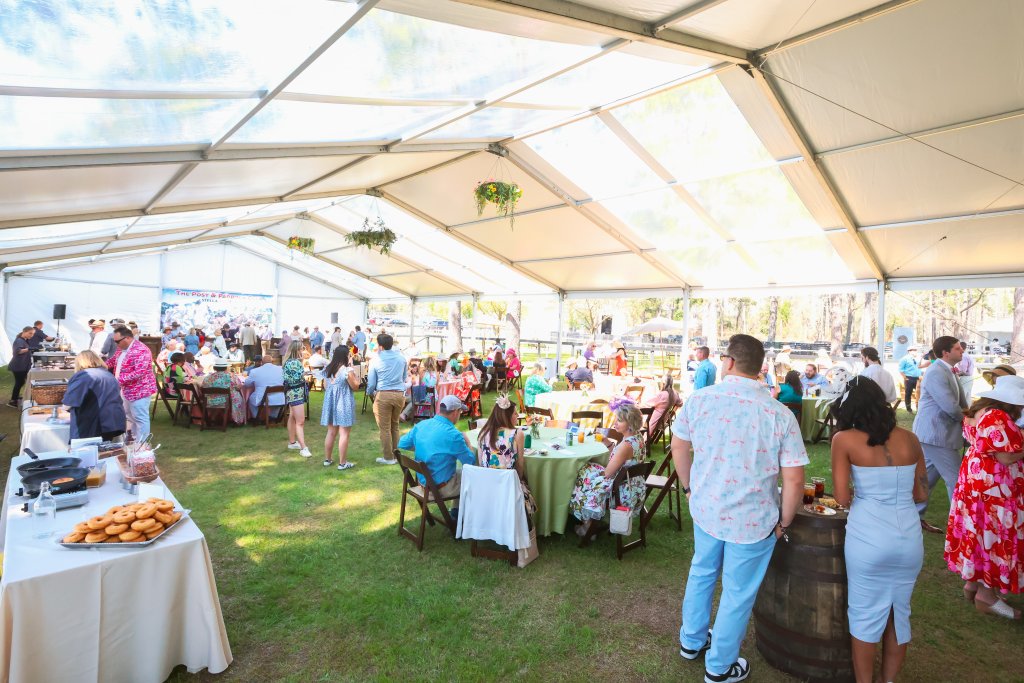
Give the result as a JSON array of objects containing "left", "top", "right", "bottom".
[
  {"left": 287, "top": 442, "right": 301, "bottom": 450},
  {"left": 375, "top": 457, "right": 398, "bottom": 465},
  {"left": 705, "top": 658, "right": 749, "bottom": 683},
  {"left": 299, "top": 447, "right": 312, "bottom": 458}
]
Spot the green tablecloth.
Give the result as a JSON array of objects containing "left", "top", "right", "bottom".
[
  {"left": 800, "top": 397, "right": 833, "bottom": 441},
  {"left": 467, "top": 426, "right": 609, "bottom": 536}
]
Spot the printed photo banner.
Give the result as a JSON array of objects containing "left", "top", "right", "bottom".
[{"left": 160, "top": 288, "right": 274, "bottom": 333}]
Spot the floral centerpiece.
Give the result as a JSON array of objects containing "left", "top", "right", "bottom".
[
  {"left": 527, "top": 414, "right": 544, "bottom": 439},
  {"left": 287, "top": 236, "right": 315, "bottom": 255},
  {"left": 474, "top": 180, "right": 523, "bottom": 227},
  {"left": 345, "top": 216, "right": 398, "bottom": 255}
]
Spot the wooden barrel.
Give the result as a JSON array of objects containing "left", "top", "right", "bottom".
[{"left": 753, "top": 506, "right": 854, "bottom": 683}]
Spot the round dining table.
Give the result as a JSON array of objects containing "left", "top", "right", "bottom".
[{"left": 467, "top": 426, "right": 610, "bottom": 536}]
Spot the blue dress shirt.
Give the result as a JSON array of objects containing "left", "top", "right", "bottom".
[
  {"left": 397, "top": 415, "right": 475, "bottom": 485},
  {"left": 366, "top": 349, "right": 408, "bottom": 395},
  {"left": 693, "top": 359, "right": 717, "bottom": 390}
]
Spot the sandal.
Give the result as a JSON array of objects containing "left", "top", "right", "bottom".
[{"left": 975, "top": 597, "right": 1022, "bottom": 620}]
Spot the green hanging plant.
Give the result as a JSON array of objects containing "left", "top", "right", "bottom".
[
  {"left": 474, "top": 179, "right": 523, "bottom": 227},
  {"left": 345, "top": 217, "right": 398, "bottom": 255},
  {"left": 287, "top": 236, "right": 315, "bottom": 255}
]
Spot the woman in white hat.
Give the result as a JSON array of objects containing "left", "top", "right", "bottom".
[{"left": 945, "top": 374, "right": 1024, "bottom": 619}]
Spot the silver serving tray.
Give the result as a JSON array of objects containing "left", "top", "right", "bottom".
[{"left": 56, "top": 509, "right": 191, "bottom": 549}]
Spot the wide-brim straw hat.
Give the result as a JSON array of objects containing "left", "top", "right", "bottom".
[
  {"left": 982, "top": 364, "right": 1017, "bottom": 387},
  {"left": 612, "top": 340, "right": 625, "bottom": 350},
  {"left": 977, "top": 374, "right": 1024, "bottom": 406}
]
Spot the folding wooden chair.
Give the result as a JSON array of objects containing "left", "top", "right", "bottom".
[
  {"left": 525, "top": 406, "right": 553, "bottom": 420},
  {"left": 644, "top": 412, "right": 681, "bottom": 531},
  {"left": 198, "top": 386, "right": 231, "bottom": 432},
  {"left": 624, "top": 385, "right": 644, "bottom": 403},
  {"left": 639, "top": 406, "right": 654, "bottom": 430},
  {"left": 152, "top": 378, "right": 178, "bottom": 421},
  {"left": 611, "top": 460, "right": 655, "bottom": 560},
  {"left": 173, "top": 387, "right": 199, "bottom": 428},
  {"left": 258, "top": 386, "right": 287, "bottom": 428},
  {"left": 782, "top": 402, "right": 802, "bottom": 422},
  {"left": 361, "top": 389, "right": 374, "bottom": 414},
  {"left": 515, "top": 388, "right": 528, "bottom": 425},
  {"left": 812, "top": 410, "right": 836, "bottom": 445},
  {"left": 396, "top": 450, "right": 458, "bottom": 551},
  {"left": 463, "top": 384, "right": 483, "bottom": 425},
  {"left": 570, "top": 410, "right": 604, "bottom": 429},
  {"left": 412, "top": 386, "right": 436, "bottom": 422}
]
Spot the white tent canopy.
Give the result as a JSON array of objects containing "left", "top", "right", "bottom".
[{"left": 1, "top": 0, "right": 1021, "bottom": 305}]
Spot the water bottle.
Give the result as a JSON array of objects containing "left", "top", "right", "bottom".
[{"left": 32, "top": 481, "right": 57, "bottom": 539}]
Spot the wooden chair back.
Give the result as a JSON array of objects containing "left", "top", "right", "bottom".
[
  {"left": 570, "top": 410, "right": 604, "bottom": 428},
  {"left": 639, "top": 405, "right": 654, "bottom": 430},
  {"left": 625, "top": 385, "right": 644, "bottom": 403},
  {"left": 396, "top": 450, "right": 457, "bottom": 551},
  {"left": 413, "top": 386, "right": 436, "bottom": 421},
  {"left": 611, "top": 459, "right": 656, "bottom": 560},
  {"left": 525, "top": 406, "right": 553, "bottom": 419},
  {"left": 783, "top": 402, "right": 802, "bottom": 422},
  {"left": 198, "top": 386, "right": 231, "bottom": 432},
  {"left": 259, "top": 385, "right": 287, "bottom": 428}
]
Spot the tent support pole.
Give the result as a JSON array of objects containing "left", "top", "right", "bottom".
[
  {"left": 555, "top": 293, "right": 565, "bottom": 377},
  {"left": 682, "top": 288, "right": 691, "bottom": 368},
  {"left": 409, "top": 297, "right": 416, "bottom": 346},
  {"left": 471, "top": 294, "right": 479, "bottom": 354},
  {"left": 876, "top": 281, "right": 887, "bottom": 358},
  {"left": 274, "top": 264, "right": 282, "bottom": 331}
]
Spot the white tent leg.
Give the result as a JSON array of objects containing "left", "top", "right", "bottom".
[
  {"left": 409, "top": 297, "right": 416, "bottom": 346},
  {"left": 682, "top": 288, "right": 691, "bottom": 369},
  {"left": 876, "top": 281, "right": 886, "bottom": 357},
  {"left": 471, "top": 293, "right": 479, "bottom": 354},
  {"left": 555, "top": 293, "right": 565, "bottom": 376}
]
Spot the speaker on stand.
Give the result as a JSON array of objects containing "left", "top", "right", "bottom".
[{"left": 52, "top": 304, "right": 66, "bottom": 340}]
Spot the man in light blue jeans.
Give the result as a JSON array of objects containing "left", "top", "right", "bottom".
[{"left": 672, "top": 334, "right": 806, "bottom": 683}]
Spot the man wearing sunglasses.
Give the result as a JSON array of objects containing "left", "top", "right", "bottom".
[{"left": 104, "top": 325, "right": 157, "bottom": 442}]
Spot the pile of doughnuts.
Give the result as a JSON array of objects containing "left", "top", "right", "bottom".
[{"left": 62, "top": 498, "right": 182, "bottom": 544}]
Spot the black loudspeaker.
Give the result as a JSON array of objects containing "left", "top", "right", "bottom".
[
  {"left": 52, "top": 304, "right": 66, "bottom": 320},
  {"left": 600, "top": 316, "right": 612, "bottom": 335},
  {"left": 330, "top": 312, "right": 339, "bottom": 324}
]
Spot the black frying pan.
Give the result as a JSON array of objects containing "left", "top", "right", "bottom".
[
  {"left": 18, "top": 467, "right": 90, "bottom": 497},
  {"left": 17, "top": 457, "right": 82, "bottom": 477}
]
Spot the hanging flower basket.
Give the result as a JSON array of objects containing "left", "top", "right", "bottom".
[
  {"left": 345, "top": 217, "right": 397, "bottom": 255},
  {"left": 287, "top": 236, "right": 315, "bottom": 255},
  {"left": 474, "top": 180, "right": 523, "bottom": 227}
]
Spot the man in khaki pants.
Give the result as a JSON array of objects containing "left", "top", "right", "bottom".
[{"left": 366, "top": 333, "right": 408, "bottom": 465}]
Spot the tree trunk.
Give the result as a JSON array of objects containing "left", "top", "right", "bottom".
[
  {"left": 1012, "top": 288, "right": 1024, "bottom": 362},
  {"left": 505, "top": 300, "right": 522, "bottom": 353},
  {"left": 766, "top": 296, "right": 779, "bottom": 343},
  {"left": 930, "top": 291, "right": 939, "bottom": 341},
  {"left": 844, "top": 293, "right": 856, "bottom": 346},
  {"left": 448, "top": 300, "right": 463, "bottom": 352},
  {"left": 829, "top": 294, "right": 844, "bottom": 356},
  {"left": 861, "top": 292, "right": 875, "bottom": 344},
  {"left": 703, "top": 299, "right": 719, "bottom": 351}
]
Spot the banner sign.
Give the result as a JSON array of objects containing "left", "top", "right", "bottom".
[
  {"left": 160, "top": 288, "right": 273, "bottom": 332},
  {"left": 891, "top": 326, "right": 915, "bottom": 361}
]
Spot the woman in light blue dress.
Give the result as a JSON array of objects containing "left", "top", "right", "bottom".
[
  {"left": 830, "top": 376, "right": 928, "bottom": 683},
  {"left": 321, "top": 346, "right": 360, "bottom": 471}
]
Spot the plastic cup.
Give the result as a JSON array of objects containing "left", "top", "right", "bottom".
[{"left": 803, "top": 483, "right": 815, "bottom": 505}]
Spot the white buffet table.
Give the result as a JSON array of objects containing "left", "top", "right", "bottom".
[
  {"left": 0, "top": 454, "right": 232, "bottom": 682},
  {"left": 19, "top": 407, "right": 71, "bottom": 455}
]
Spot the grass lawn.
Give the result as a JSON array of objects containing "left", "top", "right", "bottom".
[{"left": 0, "top": 370, "right": 1019, "bottom": 682}]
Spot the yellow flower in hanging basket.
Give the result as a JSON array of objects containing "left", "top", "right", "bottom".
[
  {"left": 287, "top": 236, "right": 315, "bottom": 255},
  {"left": 474, "top": 179, "right": 523, "bottom": 227}
]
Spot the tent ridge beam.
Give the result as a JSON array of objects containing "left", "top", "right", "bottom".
[
  {"left": 257, "top": 232, "right": 411, "bottom": 297},
  {"left": 447, "top": 0, "right": 750, "bottom": 64},
  {"left": 749, "top": 68, "right": 885, "bottom": 281},
  {"left": 395, "top": 37, "right": 631, "bottom": 144},
  {"left": 0, "top": 85, "right": 265, "bottom": 100},
  {"left": 497, "top": 144, "right": 691, "bottom": 288},
  {"left": 305, "top": 212, "right": 475, "bottom": 294},
  {"left": 375, "top": 189, "right": 560, "bottom": 293},
  {"left": 595, "top": 110, "right": 764, "bottom": 276},
  {"left": 755, "top": 0, "right": 922, "bottom": 58},
  {"left": 817, "top": 106, "right": 1024, "bottom": 159},
  {"left": 650, "top": 0, "right": 730, "bottom": 34}
]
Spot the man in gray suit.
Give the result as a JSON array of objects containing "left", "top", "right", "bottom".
[{"left": 912, "top": 335, "right": 968, "bottom": 533}]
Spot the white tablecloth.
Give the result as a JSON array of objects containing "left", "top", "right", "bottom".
[
  {"left": 0, "top": 455, "right": 232, "bottom": 682},
  {"left": 20, "top": 409, "right": 71, "bottom": 455}
]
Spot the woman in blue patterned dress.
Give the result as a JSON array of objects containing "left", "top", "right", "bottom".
[
  {"left": 477, "top": 395, "right": 536, "bottom": 514},
  {"left": 282, "top": 340, "right": 311, "bottom": 457},
  {"left": 569, "top": 403, "right": 646, "bottom": 537},
  {"left": 321, "top": 346, "right": 360, "bottom": 470}
]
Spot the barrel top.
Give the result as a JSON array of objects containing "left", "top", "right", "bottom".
[{"left": 795, "top": 501, "right": 848, "bottom": 528}]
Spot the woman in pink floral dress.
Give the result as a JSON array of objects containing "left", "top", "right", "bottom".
[{"left": 945, "top": 374, "right": 1024, "bottom": 620}]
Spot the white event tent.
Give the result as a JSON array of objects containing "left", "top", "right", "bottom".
[{"left": 1, "top": 0, "right": 1021, "bottom": 356}]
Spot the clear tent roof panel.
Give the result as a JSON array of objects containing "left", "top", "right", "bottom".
[
  {"left": 0, "top": 217, "right": 131, "bottom": 247},
  {"left": 0, "top": 96, "right": 254, "bottom": 150},
  {"left": 523, "top": 116, "right": 665, "bottom": 200},
  {"left": 685, "top": 165, "right": 824, "bottom": 242},
  {"left": 299, "top": 151, "right": 467, "bottom": 195},
  {"left": 504, "top": 50, "right": 713, "bottom": 110},
  {"left": 421, "top": 107, "right": 576, "bottom": 142},
  {"left": 227, "top": 100, "right": 454, "bottom": 145},
  {"left": 287, "top": 6, "right": 597, "bottom": 101},
  {"left": 609, "top": 75, "right": 777, "bottom": 183},
  {"left": 0, "top": 0, "right": 356, "bottom": 91},
  {"left": 127, "top": 205, "right": 273, "bottom": 235},
  {"left": 598, "top": 188, "right": 720, "bottom": 253}
]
